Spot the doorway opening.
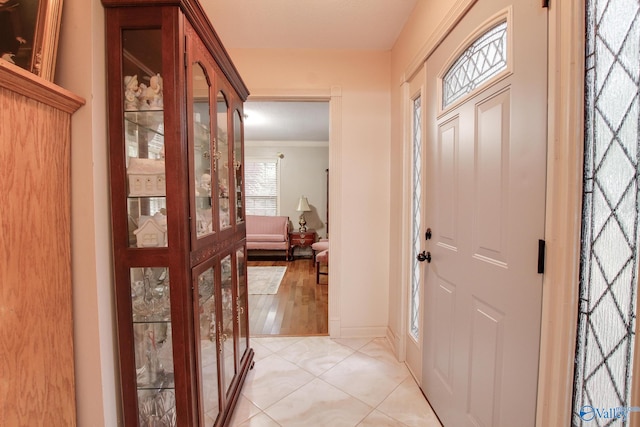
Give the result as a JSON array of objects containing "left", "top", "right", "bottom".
[{"left": 243, "top": 100, "right": 330, "bottom": 336}]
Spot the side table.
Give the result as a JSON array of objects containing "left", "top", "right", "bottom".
[{"left": 289, "top": 230, "right": 317, "bottom": 260}]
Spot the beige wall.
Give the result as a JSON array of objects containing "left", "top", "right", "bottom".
[
  {"left": 56, "top": 0, "right": 119, "bottom": 425},
  {"left": 387, "top": 0, "right": 459, "bottom": 353},
  {"left": 245, "top": 142, "right": 329, "bottom": 238},
  {"left": 227, "top": 48, "right": 392, "bottom": 334}
]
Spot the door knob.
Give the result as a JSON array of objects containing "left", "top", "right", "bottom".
[{"left": 417, "top": 251, "right": 431, "bottom": 263}]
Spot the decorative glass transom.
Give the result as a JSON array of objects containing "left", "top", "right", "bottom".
[
  {"left": 442, "top": 21, "right": 507, "bottom": 109},
  {"left": 573, "top": 0, "right": 640, "bottom": 425},
  {"left": 410, "top": 96, "right": 422, "bottom": 340}
]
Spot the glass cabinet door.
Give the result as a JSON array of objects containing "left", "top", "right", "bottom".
[
  {"left": 236, "top": 247, "right": 248, "bottom": 360},
  {"left": 190, "top": 62, "right": 214, "bottom": 239},
  {"left": 130, "top": 267, "right": 176, "bottom": 426},
  {"left": 233, "top": 110, "right": 244, "bottom": 225},
  {"left": 216, "top": 92, "right": 231, "bottom": 232},
  {"left": 122, "top": 30, "right": 167, "bottom": 249},
  {"left": 220, "top": 254, "right": 236, "bottom": 394},
  {"left": 193, "top": 265, "right": 220, "bottom": 425}
]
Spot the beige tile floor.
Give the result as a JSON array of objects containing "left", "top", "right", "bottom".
[{"left": 229, "top": 336, "right": 443, "bottom": 427}]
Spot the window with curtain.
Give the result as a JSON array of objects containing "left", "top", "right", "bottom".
[{"left": 244, "top": 159, "right": 279, "bottom": 216}]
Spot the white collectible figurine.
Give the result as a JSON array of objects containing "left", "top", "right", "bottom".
[
  {"left": 124, "top": 75, "right": 141, "bottom": 110},
  {"left": 141, "top": 73, "right": 163, "bottom": 110}
]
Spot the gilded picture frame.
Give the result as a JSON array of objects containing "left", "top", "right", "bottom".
[{"left": 0, "top": 0, "right": 63, "bottom": 81}]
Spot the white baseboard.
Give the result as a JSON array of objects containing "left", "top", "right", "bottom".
[
  {"left": 329, "top": 319, "right": 341, "bottom": 338},
  {"left": 385, "top": 328, "right": 403, "bottom": 361},
  {"left": 337, "top": 326, "right": 388, "bottom": 338}
]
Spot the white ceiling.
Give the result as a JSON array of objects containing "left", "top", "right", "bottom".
[
  {"left": 201, "top": 0, "right": 417, "bottom": 141},
  {"left": 244, "top": 101, "right": 330, "bottom": 142},
  {"left": 202, "top": 0, "right": 418, "bottom": 50}
]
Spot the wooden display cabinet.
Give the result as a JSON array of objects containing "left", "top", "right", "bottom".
[{"left": 102, "top": 0, "right": 253, "bottom": 425}]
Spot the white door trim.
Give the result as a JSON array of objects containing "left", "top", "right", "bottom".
[
  {"left": 396, "top": 80, "right": 412, "bottom": 363},
  {"left": 399, "top": 1, "right": 585, "bottom": 425},
  {"left": 536, "top": 0, "right": 585, "bottom": 424}
]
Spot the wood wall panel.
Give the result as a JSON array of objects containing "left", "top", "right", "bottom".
[{"left": 0, "top": 61, "right": 84, "bottom": 426}]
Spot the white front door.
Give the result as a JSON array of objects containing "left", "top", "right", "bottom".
[{"left": 420, "top": 0, "right": 548, "bottom": 426}]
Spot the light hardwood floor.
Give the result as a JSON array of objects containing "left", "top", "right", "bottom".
[{"left": 248, "top": 257, "right": 328, "bottom": 336}]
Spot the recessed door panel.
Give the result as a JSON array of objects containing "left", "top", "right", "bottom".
[
  {"left": 473, "top": 91, "right": 510, "bottom": 267},
  {"left": 434, "top": 279, "right": 456, "bottom": 391},
  {"left": 438, "top": 118, "right": 459, "bottom": 250},
  {"left": 467, "top": 298, "right": 504, "bottom": 427}
]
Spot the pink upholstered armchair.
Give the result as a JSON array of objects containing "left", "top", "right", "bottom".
[{"left": 312, "top": 239, "right": 329, "bottom": 283}]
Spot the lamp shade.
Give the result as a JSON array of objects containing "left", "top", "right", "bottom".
[{"left": 296, "top": 196, "right": 311, "bottom": 212}]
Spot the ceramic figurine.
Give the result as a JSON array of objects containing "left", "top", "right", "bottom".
[
  {"left": 199, "top": 173, "right": 211, "bottom": 195},
  {"left": 148, "top": 74, "right": 163, "bottom": 109},
  {"left": 134, "top": 218, "right": 167, "bottom": 248},
  {"left": 140, "top": 73, "right": 163, "bottom": 110},
  {"left": 127, "top": 157, "right": 166, "bottom": 196},
  {"left": 219, "top": 179, "right": 228, "bottom": 198},
  {"left": 124, "top": 75, "right": 142, "bottom": 110}
]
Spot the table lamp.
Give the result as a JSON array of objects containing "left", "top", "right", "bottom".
[{"left": 296, "top": 196, "right": 311, "bottom": 232}]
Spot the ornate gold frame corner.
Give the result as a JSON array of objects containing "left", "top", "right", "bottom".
[{"left": 30, "top": 0, "right": 64, "bottom": 81}]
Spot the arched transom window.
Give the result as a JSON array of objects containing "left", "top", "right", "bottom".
[{"left": 442, "top": 20, "right": 508, "bottom": 109}]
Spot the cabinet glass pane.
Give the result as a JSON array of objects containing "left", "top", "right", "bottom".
[
  {"left": 192, "top": 64, "right": 214, "bottom": 238},
  {"left": 221, "top": 255, "right": 235, "bottom": 393},
  {"left": 236, "top": 248, "right": 248, "bottom": 359},
  {"left": 137, "top": 389, "right": 176, "bottom": 427},
  {"left": 133, "top": 322, "right": 174, "bottom": 388},
  {"left": 233, "top": 110, "right": 244, "bottom": 224},
  {"left": 131, "top": 267, "right": 172, "bottom": 323},
  {"left": 123, "top": 30, "right": 167, "bottom": 248},
  {"left": 195, "top": 266, "right": 220, "bottom": 425},
  {"left": 217, "top": 92, "right": 231, "bottom": 231},
  {"left": 130, "top": 267, "right": 175, "bottom": 426}
]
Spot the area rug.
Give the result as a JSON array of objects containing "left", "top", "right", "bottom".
[{"left": 248, "top": 266, "right": 287, "bottom": 295}]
